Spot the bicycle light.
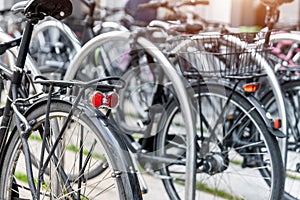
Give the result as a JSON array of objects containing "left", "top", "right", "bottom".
[
  {"left": 243, "top": 82, "right": 260, "bottom": 93},
  {"left": 90, "top": 91, "right": 119, "bottom": 109}
]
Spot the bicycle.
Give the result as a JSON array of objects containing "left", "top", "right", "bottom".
[
  {"left": 258, "top": 24, "right": 300, "bottom": 200},
  {"left": 62, "top": 27, "right": 285, "bottom": 200},
  {"left": 177, "top": 1, "right": 300, "bottom": 198},
  {"left": 47, "top": 0, "right": 283, "bottom": 198},
  {"left": 232, "top": 1, "right": 300, "bottom": 198},
  {"left": 129, "top": 1, "right": 296, "bottom": 199},
  {"left": 0, "top": 0, "right": 142, "bottom": 199}
]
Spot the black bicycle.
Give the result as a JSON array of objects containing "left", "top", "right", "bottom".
[{"left": 0, "top": 0, "right": 142, "bottom": 199}]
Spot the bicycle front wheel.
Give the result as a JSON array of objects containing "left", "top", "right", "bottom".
[
  {"left": 0, "top": 101, "right": 142, "bottom": 200},
  {"left": 155, "top": 82, "right": 284, "bottom": 199}
]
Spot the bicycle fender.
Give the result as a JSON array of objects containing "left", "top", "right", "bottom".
[
  {"left": 23, "top": 96, "right": 143, "bottom": 200},
  {"left": 245, "top": 92, "right": 285, "bottom": 138},
  {"left": 199, "top": 81, "right": 285, "bottom": 138},
  {"left": 228, "top": 82, "right": 285, "bottom": 138}
]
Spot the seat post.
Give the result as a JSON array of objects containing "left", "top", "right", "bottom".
[{"left": 15, "top": 20, "right": 34, "bottom": 70}]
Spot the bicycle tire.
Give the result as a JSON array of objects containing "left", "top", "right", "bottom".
[
  {"left": 155, "top": 82, "right": 285, "bottom": 200},
  {"left": 30, "top": 18, "right": 80, "bottom": 66},
  {"left": 0, "top": 100, "right": 142, "bottom": 200},
  {"left": 261, "top": 79, "right": 300, "bottom": 199}
]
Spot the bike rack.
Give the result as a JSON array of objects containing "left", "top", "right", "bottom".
[{"left": 64, "top": 31, "right": 198, "bottom": 199}]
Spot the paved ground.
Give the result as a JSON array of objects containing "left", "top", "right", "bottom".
[{"left": 140, "top": 174, "right": 226, "bottom": 200}]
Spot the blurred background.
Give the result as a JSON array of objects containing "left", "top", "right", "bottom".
[{"left": 1, "top": 0, "right": 299, "bottom": 30}]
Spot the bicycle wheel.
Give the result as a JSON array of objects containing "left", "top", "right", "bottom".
[
  {"left": 29, "top": 18, "right": 80, "bottom": 80},
  {"left": 0, "top": 101, "right": 142, "bottom": 200},
  {"left": 261, "top": 79, "right": 300, "bottom": 199},
  {"left": 155, "top": 82, "right": 284, "bottom": 199}
]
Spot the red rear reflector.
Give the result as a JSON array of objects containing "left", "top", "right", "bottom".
[
  {"left": 91, "top": 92, "right": 104, "bottom": 108},
  {"left": 273, "top": 119, "right": 282, "bottom": 129},
  {"left": 243, "top": 83, "right": 259, "bottom": 93},
  {"left": 106, "top": 92, "right": 119, "bottom": 108},
  {"left": 90, "top": 91, "right": 119, "bottom": 109}
]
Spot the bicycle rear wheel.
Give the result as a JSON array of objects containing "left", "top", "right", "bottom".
[
  {"left": 0, "top": 101, "right": 142, "bottom": 200},
  {"left": 155, "top": 82, "right": 284, "bottom": 199},
  {"left": 261, "top": 79, "right": 300, "bottom": 199}
]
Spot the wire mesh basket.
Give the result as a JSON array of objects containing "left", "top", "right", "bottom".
[{"left": 168, "top": 33, "right": 270, "bottom": 79}]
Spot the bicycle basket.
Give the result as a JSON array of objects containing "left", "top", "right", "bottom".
[{"left": 170, "top": 33, "right": 269, "bottom": 79}]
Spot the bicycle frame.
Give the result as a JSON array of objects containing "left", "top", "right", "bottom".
[
  {"left": 0, "top": 1, "right": 143, "bottom": 199},
  {"left": 0, "top": 19, "right": 75, "bottom": 198},
  {"left": 0, "top": 19, "right": 36, "bottom": 196},
  {"left": 0, "top": 18, "right": 132, "bottom": 196}
]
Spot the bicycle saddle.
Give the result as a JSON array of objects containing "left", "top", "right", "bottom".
[{"left": 11, "top": 0, "right": 72, "bottom": 20}]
